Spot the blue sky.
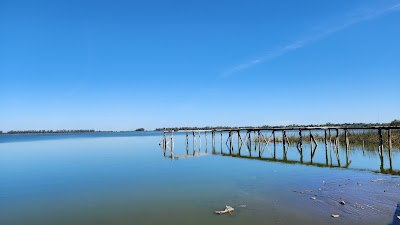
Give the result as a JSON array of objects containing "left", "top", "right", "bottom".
[{"left": 1, "top": 0, "right": 399, "bottom": 131}]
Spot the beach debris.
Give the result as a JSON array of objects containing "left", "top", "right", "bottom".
[
  {"left": 318, "top": 188, "right": 322, "bottom": 191},
  {"left": 331, "top": 214, "right": 340, "bottom": 218},
  {"left": 215, "top": 205, "right": 234, "bottom": 215},
  {"left": 340, "top": 200, "right": 346, "bottom": 205},
  {"left": 397, "top": 215, "right": 400, "bottom": 220},
  {"left": 371, "top": 179, "right": 383, "bottom": 182},
  {"left": 310, "top": 197, "right": 316, "bottom": 200},
  {"left": 305, "top": 190, "right": 313, "bottom": 193}
]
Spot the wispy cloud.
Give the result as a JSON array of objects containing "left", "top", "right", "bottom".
[{"left": 222, "top": 2, "right": 400, "bottom": 77}]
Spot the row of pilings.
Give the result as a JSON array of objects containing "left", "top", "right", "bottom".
[{"left": 159, "top": 126, "right": 400, "bottom": 174}]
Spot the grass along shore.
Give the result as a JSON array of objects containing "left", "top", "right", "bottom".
[{"left": 254, "top": 130, "right": 400, "bottom": 150}]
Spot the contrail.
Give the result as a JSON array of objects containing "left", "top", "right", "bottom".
[{"left": 221, "top": 2, "right": 400, "bottom": 77}]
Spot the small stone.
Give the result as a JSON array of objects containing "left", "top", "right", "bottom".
[
  {"left": 310, "top": 197, "right": 316, "bottom": 200},
  {"left": 340, "top": 200, "right": 346, "bottom": 205},
  {"left": 397, "top": 216, "right": 400, "bottom": 220},
  {"left": 318, "top": 188, "right": 322, "bottom": 191},
  {"left": 331, "top": 214, "right": 340, "bottom": 218}
]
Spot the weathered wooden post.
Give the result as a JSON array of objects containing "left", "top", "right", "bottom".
[
  {"left": 212, "top": 130, "right": 216, "bottom": 154},
  {"left": 186, "top": 131, "right": 188, "bottom": 145},
  {"left": 163, "top": 130, "right": 167, "bottom": 149},
  {"left": 283, "top": 130, "right": 287, "bottom": 160},
  {"left": 192, "top": 131, "right": 196, "bottom": 153},
  {"left": 238, "top": 130, "right": 242, "bottom": 154},
  {"left": 205, "top": 131, "right": 208, "bottom": 153},
  {"left": 198, "top": 130, "right": 201, "bottom": 149},
  {"left": 388, "top": 129, "right": 392, "bottom": 150},
  {"left": 258, "top": 130, "right": 262, "bottom": 158},
  {"left": 335, "top": 129, "right": 340, "bottom": 166},
  {"left": 253, "top": 131, "right": 257, "bottom": 151},
  {"left": 378, "top": 128, "right": 383, "bottom": 156},
  {"left": 220, "top": 131, "right": 223, "bottom": 153},
  {"left": 249, "top": 130, "right": 252, "bottom": 151},
  {"left": 388, "top": 129, "right": 392, "bottom": 171},
  {"left": 249, "top": 131, "right": 252, "bottom": 157},
  {"left": 324, "top": 129, "right": 328, "bottom": 166},
  {"left": 298, "top": 129, "right": 303, "bottom": 150},
  {"left": 272, "top": 130, "right": 276, "bottom": 159},
  {"left": 230, "top": 131, "right": 234, "bottom": 153},
  {"left": 171, "top": 131, "right": 174, "bottom": 153},
  {"left": 328, "top": 129, "right": 331, "bottom": 145},
  {"left": 185, "top": 131, "right": 189, "bottom": 154},
  {"left": 237, "top": 131, "right": 242, "bottom": 155},
  {"left": 310, "top": 130, "right": 313, "bottom": 160},
  {"left": 345, "top": 129, "right": 349, "bottom": 165},
  {"left": 335, "top": 128, "right": 339, "bottom": 148},
  {"left": 378, "top": 128, "right": 384, "bottom": 170}
]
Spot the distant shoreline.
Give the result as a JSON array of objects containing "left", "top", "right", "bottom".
[{"left": 0, "top": 130, "right": 149, "bottom": 135}]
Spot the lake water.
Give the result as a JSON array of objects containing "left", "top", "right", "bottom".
[{"left": 1, "top": 131, "right": 399, "bottom": 225}]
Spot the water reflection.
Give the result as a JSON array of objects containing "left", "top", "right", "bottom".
[{"left": 160, "top": 131, "right": 400, "bottom": 175}]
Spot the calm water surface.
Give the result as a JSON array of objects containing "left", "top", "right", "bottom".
[{"left": 0, "top": 132, "right": 399, "bottom": 225}]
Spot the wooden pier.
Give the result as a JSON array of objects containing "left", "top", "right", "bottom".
[{"left": 159, "top": 126, "right": 400, "bottom": 175}]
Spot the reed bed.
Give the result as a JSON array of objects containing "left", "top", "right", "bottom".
[{"left": 254, "top": 130, "right": 400, "bottom": 149}]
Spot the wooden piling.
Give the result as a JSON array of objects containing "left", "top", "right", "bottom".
[
  {"left": 192, "top": 132, "right": 196, "bottom": 153},
  {"left": 205, "top": 131, "right": 208, "bottom": 153},
  {"left": 248, "top": 131, "right": 252, "bottom": 151},
  {"left": 328, "top": 129, "right": 331, "bottom": 144},
  {"left": 163, "top": 131, "right": 167, "bottom": 149},
  {"left": 378, "top": 129, "right": 384, "bottom": 169},
  {"left": 388, "top": 129, "right": 392, "bottom": 151},
  {"left": 335, "top": 129, "right": 340, "bottom": 166},
  {"left": 220, "top": 131, "right": 223, "bottom": 153},
  {"left": 186, "top": 132, "right": 188, "bottom": 146},
  {"left": 345, "top": 129, "right": 349, "bottom": 165},
  {"left": 283, "top": 130, "right": 287, "bottom": 160},
  {"left": 298, "top": 129, "right": 303, "bottom": 149},
  {"left": 310, "top": 130, "right": 313, "bottom": 160},
  {"left": 272, "top": 130, "right": 276, "bottom": 159},
  {"left": 388, "top": 129, "right": 392, "bottom": 171},
  {"left": 198, "top": 130, "right": 201, "bottom": 149},
  {"left": 258, "top": 130, "right": 262, "bottom": 158},
  {"left": 378, "top": 128, "right": 383, "bottom": 157}
]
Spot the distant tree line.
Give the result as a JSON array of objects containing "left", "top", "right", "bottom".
[
  {"left": 3, "top": 129, "right": 96, "bottom": 134},
  {"left": 155, "top": 120, "right": 400, "bottom": 131}
]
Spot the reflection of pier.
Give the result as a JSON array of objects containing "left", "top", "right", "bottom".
[{"left": 159, "top": 126, "right": 400, "bottom": 175}]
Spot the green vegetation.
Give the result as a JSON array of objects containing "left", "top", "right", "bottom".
[
  {"left": 155, "top": 120, "right": 400, "bottom": 131},
  {"left": 4, "top": 129, "right": 96, "bottom": 134},
  {"left": 135, "top": 128, "right": 145, "bottom": 131},
  {"left": 391, "top": 119, "right": 400, "bottom": 126},
  {"left": 258, "top": 130, "right": 400, "bottom": 150}
]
